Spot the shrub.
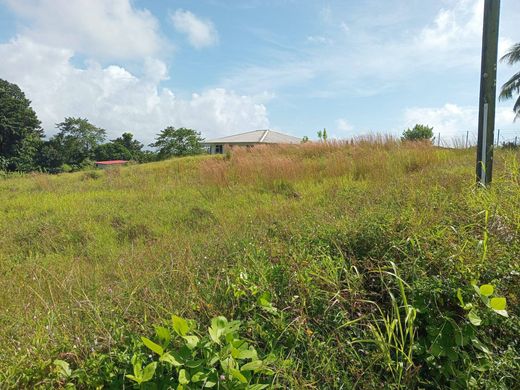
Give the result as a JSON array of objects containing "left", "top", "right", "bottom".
[{"left": 402, "top": 124, "right": 434, "bottom": 142}]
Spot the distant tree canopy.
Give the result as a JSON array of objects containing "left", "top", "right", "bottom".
[
  {"left": 499, "top": 42, "right": 520, "bottom": 120},
  {"left": 402, "top": 124, "right": 434, "bottom": 142},
  {"left": 150, "top": 127, "right": 205, "bottom": 158},
  {"left": 94, "top": 132, "right": 145, "bottom": 162},
  {"left": 54, "top": 117, "right": 107, "bottom": 165},
  {"left": 0, "top": 78, "right": 44, "bottom": 171},
  {"left": 0, "top": 79, "right": 207, "bottom": 173}
]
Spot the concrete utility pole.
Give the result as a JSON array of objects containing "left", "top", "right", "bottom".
[
  {"left": 496, "top": 128, "right": 501, "bottom": 146},
  {"left": 476, "top": 0, "right": 501, "bottom": 186},
  {"left": 466, "top": 131, "right": 469, "bottom": 148}
]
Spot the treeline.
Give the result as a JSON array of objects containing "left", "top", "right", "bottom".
[{"left": 1, "top": 78, "right": 205, "bottom": 173}]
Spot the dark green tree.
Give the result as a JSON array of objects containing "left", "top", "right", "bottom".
[
  {"left": 402, "top": 124, "right": 434, "bottom": 142},
  {"left": 112, "top": 132, "right": 143, "bottom": 155},
  {"left": 0, "top": 78, "right": 43, "bottom": 171},
  {"left": 499, "top": 42, "right": 520, "bottom": 119},
  {"left": 150, "top": 127, "right": 205, "bottom": 158},
  {"left": 53, "top": 117, "right": 106, "bottom": 165},
  {"left": 35, "top": 139, "right": 65, "bottom": 171},
  {"left": 93, "top": 142, "right": 133, "bottom": 161}
]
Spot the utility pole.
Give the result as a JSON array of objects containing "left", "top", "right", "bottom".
[
  {"left": 496, "top": 128, "right": 501, "bottom": 146},
  {"left": 476, "top": 0, "right": 501, "bottom": 186},
  {"left": 466, "top": 131, "right": 469, "bottom": 148},
  {"left": 437, "top": 132, "right": 441, "bottom": 147}
]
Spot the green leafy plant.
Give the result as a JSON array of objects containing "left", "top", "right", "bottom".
[
  {"left": 416, "top": 281, "right": 510, "bottom": 388},
  {"left": 458, "top": 282, "right": 508, "bottom": 326},
  {"left": 127, "top": 315, "right": 275, "bottom": 389}
]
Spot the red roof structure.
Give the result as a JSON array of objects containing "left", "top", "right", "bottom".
[{"left": 95, "top": 160, "right": 128, "bottom": 165}]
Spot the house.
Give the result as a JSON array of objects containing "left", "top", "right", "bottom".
[
  {"left": 95, "top": 160, "right": 129, "bottom": 168},
  {"left": 203, "top": 129, "right": 302, "bottom": 154}
]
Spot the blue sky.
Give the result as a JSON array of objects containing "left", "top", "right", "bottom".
[{"left": 0, "top": 0, "right": 519, "bottom": 145}]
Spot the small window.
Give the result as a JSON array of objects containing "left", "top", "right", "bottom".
[{"left": 215, "top": 144, "right": 223, "bottom": 154}]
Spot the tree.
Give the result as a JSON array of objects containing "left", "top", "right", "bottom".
[
  {"left": 93, "top": 142, "right": 133, "bottom": 161},
  {"left": 402, "top": 124, "right": 434, "bottom": 142},
  {"left": 53, "top": 117, "right": 106, "bottom": 165},
  {"left": 0, "top": 78, "right": 43, "bottom": 171},
  {"left": 499, "top": 42, "right": 520, "bottom": 120},
  {"left": 317, "top": 128, "right": 328, "bottom": 142},
  {"left": 112, "top": 132, "right": 144, "bottom": 156},
  {"left": 150, "top": 127, "right": 205, "bottom": 158}
]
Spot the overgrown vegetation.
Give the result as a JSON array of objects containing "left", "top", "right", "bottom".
[{"left": 0, "top": 139, "right": 518, "bottom": 388}]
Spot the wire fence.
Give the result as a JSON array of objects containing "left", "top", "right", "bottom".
[{"left": 434, "top": 129, "right": 520, "bottom": 148}]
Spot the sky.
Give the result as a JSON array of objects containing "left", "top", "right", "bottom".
[{"left": 0, "top": 0, "right": 519, "bottom": 145}]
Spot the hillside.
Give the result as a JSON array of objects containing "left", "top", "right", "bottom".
[{"left": 1, "top": 140, "right": 519, "bottom": 388}]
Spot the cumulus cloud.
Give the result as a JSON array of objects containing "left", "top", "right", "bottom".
[
  {"left": 0, "top": 37, "right": 269, "bottom": 144},
  {"left": 2, "top": 0, "right": 165, "bottom": 60},
  {"left": 171, "top": 9, "right": 218, "bottom": 49},
  {"left": 335, "top": 118, "right": 354, "bottom": 136},
  {"left": 403, "top": 103, "right": 516, "bottom": 145}
]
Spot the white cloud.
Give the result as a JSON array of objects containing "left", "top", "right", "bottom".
[
  {"left": 335, "top": 118, "right": 354, "bottom": 135},
  {"left": 2, "top": 0, "right": 164, "bottom": 60},
  {"left": 171, "top": 9, "right": 218, "bottom": 49},
  {"left": 0, "top": 37, "right": 269, "bottom": 144},
  {"left": 306, "top": 35, "right": 331, "bottom": 45},
  {"left": 223, "top": 0, "right": 518, "bottom": 97},
  {"left": 403, "top": 103, "right": 517, "bottom": 145}
]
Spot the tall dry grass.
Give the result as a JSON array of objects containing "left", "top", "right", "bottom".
[{"left": 199, "top": 137, "right": 440, "bottom": 187}]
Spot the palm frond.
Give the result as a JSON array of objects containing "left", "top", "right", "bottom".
[
  {"left": 500, "top": 43, "right": 520, "bottom": 65},
  {"left": 499, "top": 71, "right": 520, "bottom": 100}
]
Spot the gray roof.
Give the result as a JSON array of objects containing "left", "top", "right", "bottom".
[{"left": 204, "top": 129, "right": 301, "bottom": 145}]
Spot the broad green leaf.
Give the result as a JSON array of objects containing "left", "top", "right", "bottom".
[
  {"left": 241, "top": 360, "right": 263, "bottom": 371},
  {"left": 186, "top": 359, "right": 204, "bottom": 368},
  {"left": 490, "top": 297, "right": 506, "bottom": 311},
  {"left": 493, "top": 309, "right": 509, "bottom": 317},
  {"left": 141, "top": 336, "right": 164, "bottom": 356},
  {"left": 233, "top": 348, "right": 258, "bottom": 360},
  {"left": 125, "top": 374, "right": 141, "bottom": 384},
  {"left": 191, "top": 370, "right": 207, "bottom": 382},
  {"left": 133, "top": 361, "right": 143, "bottom": 377},
  {"left": 155, "top": 325, "right": 171, "bottom": 344},
  {"left": 472, "top": 338, "right": 492, "bottom": 354},
  {"left": 183, "top": 335, "right": 199, "bottom": 349},
  {"left": 172, "top": 315, "right": 190, "bottom": 336},
  {"left": 430, "top": 342, "right": 442, "bottom": 357},
  {"left": 220, "top": 357, "right": 236, "bottom": 373},
  {"left": 456, "top": 288, "right": 464, "bottom": 306},
  {"left": 141, "top": 362, "right": 157, "bottom": 382},
  {"left": 204, "top": 371, "right": 218, "bottom": 388},
  {"left": 178, "top": 369, "right": 190, "bottom": 385},
  {"left": 468, "top": 309, "right": 482, "bottom": 326},
  {"left": 53, "top": 359, "right": 72, "bottom": 377},
  {"left": 160, "top": 352, "right": 182, "bottom": 367},
  {"left": 479, "top": 284, "right": 494, "bottom": 297},
  {"left": 229, "top": 368, "right": 247, "bottom": 383},
  {"left": 208, "top": 326, "right": 220, "bottom": 344}
]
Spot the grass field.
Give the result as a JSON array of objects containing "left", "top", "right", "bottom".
[{"left": 1, "top": 139, "right": 519, "bottom": 388}]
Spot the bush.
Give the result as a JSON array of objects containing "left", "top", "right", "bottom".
[{"left": 402, "top": 124, "right": 434, "bottom": 142}]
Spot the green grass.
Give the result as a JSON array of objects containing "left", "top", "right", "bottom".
[{"left": 0, "top": 140, "right": 519, "bottom": 388}]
